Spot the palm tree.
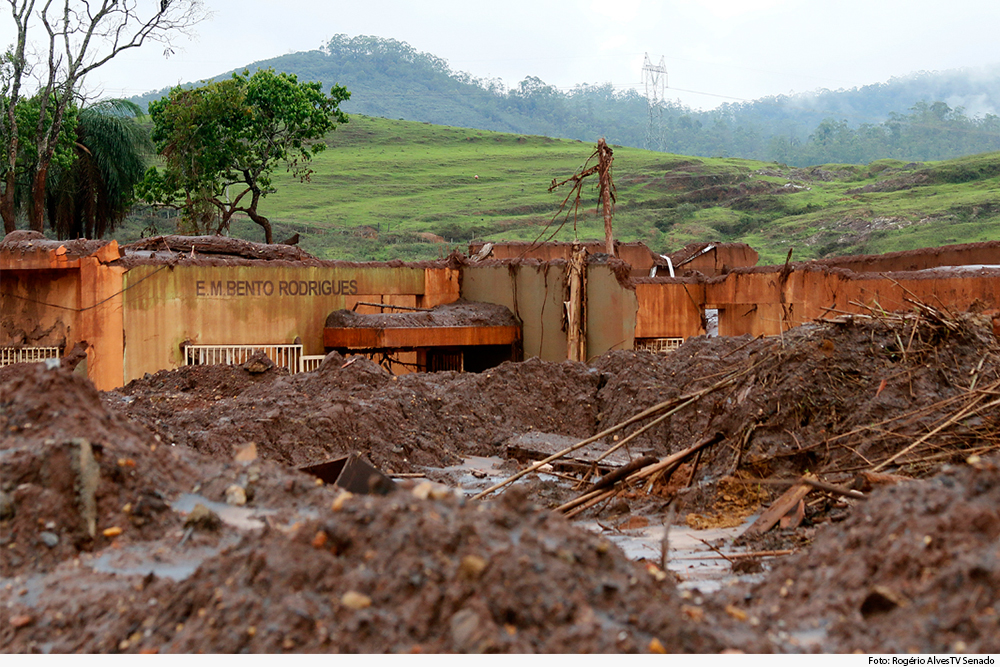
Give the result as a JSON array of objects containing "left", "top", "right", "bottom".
[{"left": 46, "top": 99, "right": 151, "bottom": 239}]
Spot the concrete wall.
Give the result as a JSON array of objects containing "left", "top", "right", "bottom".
[
  {"left": 634, "top": 280, "right": 706, "bottom": 339},
  {"left": 586, "top": 264, "right": 639, "bottom": 359},
  {"left": 670, "top": 243, "right": 759, "bottom": 277},
  {"left": 5, "top": 237, "right": 998, "bottom": 391},
  {"left": 1, "top": 244, "right": 125, "bottom": 390},
  {"left": 462, "top": 262, "right": 568, "bottom": 361},
  {"left": 121, "top": 264, "right": 460, "bottom": 384},
  {"left": 817, "top": 241, "right": 1000, "bottom": 273},
  {"left": 470, "top": 241, "right": 658, "bottom": 277},
  {"left": 706, "top": 266, "right": 1000, "bottom": 337}
]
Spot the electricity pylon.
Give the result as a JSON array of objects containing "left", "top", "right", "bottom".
[{"left": 642, "top": 54, "right": 667, "bottom": 151}]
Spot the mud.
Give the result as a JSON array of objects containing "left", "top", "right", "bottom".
[
  {"left": 325, "top": 300, "right": 519, "bottom": 329},
  {"left": 2, "top": 312, "right": 999, "bottom": 653}
]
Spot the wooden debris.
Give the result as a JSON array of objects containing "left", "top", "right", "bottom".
[
  {"left": 556, "top": 433, "right": 724, "bottom": 519},
  {"left": 741, "top": 475, "right": 815, "bottom": 537},
  {"left": 471, "top": 358, "right": 761, "bottom": 501},
  {"left": 853, "top": 470, "right": 911, "bottom": 492}
]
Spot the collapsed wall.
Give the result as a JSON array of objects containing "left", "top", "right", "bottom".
[{"left": 3, "top": 232, "right": 999, "bottom": 390}]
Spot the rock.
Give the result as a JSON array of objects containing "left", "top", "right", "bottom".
[
  {"left": 448, "top": 603, "right": 498, "bottom": 653},
  {"left": 39, "top": 531, "right": 59, "bottom": 548},
  {"left": 184, "top": 503, "right": 221, "bottom": 531},
  {"left": 0, "top": 490, "right": 14, "bottom": 520},
  {"left": 242, "top": 351, "right": 275, "bottom": 374},
  {"left": 458, "top": 555, "right": 488, "bottom": 580},
  {"left": 341, "top": 591, "right": 371, "bottom": 609},
  {"left": 225, "top": 485, "right": 247, "bottom": 506}
]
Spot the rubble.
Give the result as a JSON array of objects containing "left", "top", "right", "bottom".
[{"left": 2, "top": 304, "right": 999, "bottom": 653}]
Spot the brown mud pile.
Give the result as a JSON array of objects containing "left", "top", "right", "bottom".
[
  {"left": 325, "top": 299, "right": 519, "bottom": 329},
  {"left": 2, "top": 365, "right": 762, "bottom": 653},
  {"left": 109, "top": 354, "right": 605, "bottom": 472},
  {"left": 734, "top": 457, "right": 1000, "bottom": 653},
  {"left": 111, "top": 313, "right": 999, "bottom": 503},
  {"left": 3, "top": 311, "right": 999, "bottom": 653}
]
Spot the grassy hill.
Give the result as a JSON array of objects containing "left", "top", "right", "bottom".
[
  {"left": 124, "top": 116, "right": 1000, "bottom": 265},
  {"left": 129, "top": 36, "right": 1000, "bottom": 167}
]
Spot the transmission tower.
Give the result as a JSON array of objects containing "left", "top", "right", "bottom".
[{"left": 642, "top": 53, "right": 667, "bottom": 151}]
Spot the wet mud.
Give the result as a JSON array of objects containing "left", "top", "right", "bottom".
[{"left": 2, "top": 312, "right": 999, "bottom": 653}]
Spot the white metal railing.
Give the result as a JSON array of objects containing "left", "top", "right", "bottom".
[
  {"left": 634, "top": 337, "right": 684, "bottom": 354},
  {"left": 184, "top": 344, "right": 305, "bottom": 374},
  {"left": 0, "top": 346, "right": 61, "bottom": 366},
  {"left": 301, "top": 355, "right": 326, "bottom": 373}
]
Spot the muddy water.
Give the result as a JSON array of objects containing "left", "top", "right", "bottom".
[
  {"left": 430, "top": 456, "right": 769, "bottom": 593},
  {"left": 578, "top": 520, "right": 766, "bottom": 593}
]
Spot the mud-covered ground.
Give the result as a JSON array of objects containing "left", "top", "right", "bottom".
[{"left": 2, "top": 313, "right": 999, "bottom": 653}]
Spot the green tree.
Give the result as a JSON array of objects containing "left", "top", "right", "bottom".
[
  {"left": 140, "top": 69, "right": 350, "bottom": 244},
  {"left": 0, "top": 0, "right": 206, "bottom": 234},
  {"left": 46, "top": 99, "right": 151, "bottom": 239},
  {"left": 0, "top": 94, "right": 79, "bottom": 225}
]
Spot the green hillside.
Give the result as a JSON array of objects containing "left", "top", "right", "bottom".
[
  {"left": 126, "top": 116, "right": 1000, "bottom": 265},
  {"left": 129, "top": 35, "right": 1000, "bottom": 168}
]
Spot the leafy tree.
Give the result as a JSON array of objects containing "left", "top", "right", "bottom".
[
  {"left": 47, "top": 99, "right": 151, "bottom": 239},
  {"left": 1, "top": 0, "right": 206, "bottom": 235},
  {"left": 0, "top": 94, "right": 79, "bottom": 224},
  {"left": 140, "top": 69, "right": 350, "bottom": 244}
]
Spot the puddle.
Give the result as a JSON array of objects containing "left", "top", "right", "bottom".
[
  {"left": 434, "top": 456, "right": 510, "bottom": 495},
  {"left": 437, "top": 457, "right": 772, "bottom": 592},
  {"left": 579, "top": 519, "right": 767, "bottom": 593},
  {"left": 90, "top": 537, "right": 239, "bottom": 581},
  {"left": 171, "top": 493, "right": 277, "bottom": 530}
]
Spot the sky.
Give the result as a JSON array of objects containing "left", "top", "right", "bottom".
[{"left": 6, "top": 0, "right": 1000, "bottom": 110}]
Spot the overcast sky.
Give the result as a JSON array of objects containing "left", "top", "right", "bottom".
[{"left": 7, "top": 0, "right": 1000, "bottom": 110}]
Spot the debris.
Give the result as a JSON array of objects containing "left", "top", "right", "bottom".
[
  {"left": 341, "top": 591, "right": 372, "bottom": 610},
  {"left": 184, "top": 504, "right": 221, "bottom": 531},
  {"left": 742, "top": 475, "right": 816, "bottom": 537},
  {"left": 298, "top": 454, "right": 396, "bottom": 495},
  {"left": 0, "top": 490, "right": 13, "bottom": 520}
]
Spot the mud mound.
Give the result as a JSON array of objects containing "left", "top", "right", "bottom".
[
  {"left": 597, "top": 314, "right": 999, "bottom": 485},
  {"left": 1, "top": 485, "right": 762, "bottom": 653},
  {"left": 739, "top": 457, "right": 1000, "bottom": 653},
  {"left": 112, "top": 358, "right": 286, "bottom": 402},
  {"left": 1, "top": 365, "right": 200, "bottom": 577},
  {"left": 110, "top": 313, "right": 998, "bottom": 512},
  {"left": 115, "top": 355, "right": 604, "bottom": 472}
]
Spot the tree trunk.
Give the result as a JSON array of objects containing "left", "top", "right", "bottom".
[
  {"left": 1, "top": 174, "right": 16, "bottom": 234},
  {"left": 597, "top": 138, "right": 615, "bottom": 257},
  {"left": 30, "top": 166, "right": 48, "bottom": 232},
  {"left": 246, "top": 191, "right": 273, "bottom": 244}
]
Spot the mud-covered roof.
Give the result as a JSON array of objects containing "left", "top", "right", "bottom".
[
  {"left": 114, "top": 235, "right": 466, "bottom": 270},
  {"left": 325, "top": 299, "right": 519, "bottom": 329},
  {"left": 1, "top": 230, "right": 120, "bottom": 261}
]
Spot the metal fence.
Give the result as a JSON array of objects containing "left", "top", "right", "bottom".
[
  {"left": 184, "top": 344, "right": 306, "bottom": 374},
  {"left": 0, "top": 346, "right": 61, "bottom": 366},
  {"left": 300, "top": 355, "right": 326, "bottom": 373},
  {"left": 634, "top": 337, "right": 684, "bottom": 354}
]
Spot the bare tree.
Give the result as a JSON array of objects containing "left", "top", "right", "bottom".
[
  {"left": 2, "top": 0, "right": 207, "bottom": 234},
  {"left": 1, "top": 0, "right": 36, "bottom": 233}
]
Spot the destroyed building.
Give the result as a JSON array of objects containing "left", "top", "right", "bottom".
[{"left": 2, "top": 230, "right": 998, "bottom": 389}]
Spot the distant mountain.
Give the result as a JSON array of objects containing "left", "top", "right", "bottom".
[{"left": 129, "top": 35, "right": 1000, "bottom": 167}]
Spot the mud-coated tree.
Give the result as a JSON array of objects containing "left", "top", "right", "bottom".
[{"left": 140, "top": 69, "right": 350, "bottom": 244}]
